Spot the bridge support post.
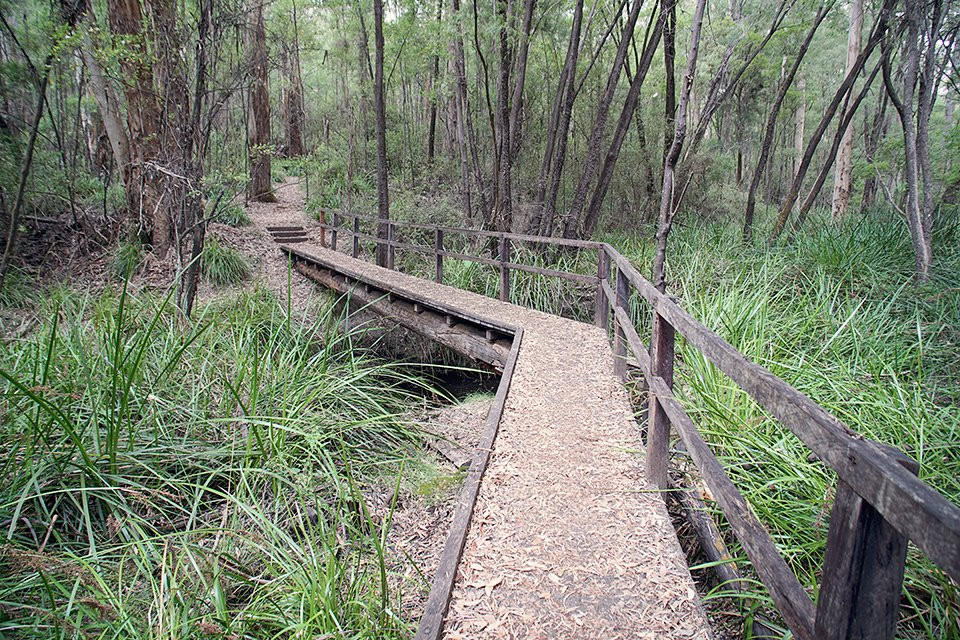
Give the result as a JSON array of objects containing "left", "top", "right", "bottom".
[
  {"left": 595, "top": 249, "right": 609, "bottom": 330},
  {"left": 435, "top": 229, "right": 444, "bottom": 283},
  {"left": 499, "top": 235, "right": 510, "bottom": 302},
  {"left": 352, "top": 216, "right": 360, "bottom": 258},
  {"left": 646, "top": 302, "right": 675, "bottom": 492},
  {"left": 613, "top": 267, "right": 629, "bottom": 380},
  {"left": 814, "top": 446, "right": 918, "bottom": 640},
  {"left": 332, "top": 212, "right": 339, "bottom": 251}
]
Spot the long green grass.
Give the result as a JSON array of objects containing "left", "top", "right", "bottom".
[
  {"left": 605, "top": 211, "right": 960, "bottom": 639},
  {"left": 0, "top": 284, "right": 435, "bottom": 638}
]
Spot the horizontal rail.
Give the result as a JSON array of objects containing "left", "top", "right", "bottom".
[
  {"left": 315, "top": 210, "right": 604, "bottom": 249},
  {"left": 604, "top": 280, "right": 816, "bottom": 637},
  {"left": 602, "top": 245, "right": 960, "bottom": 582}
]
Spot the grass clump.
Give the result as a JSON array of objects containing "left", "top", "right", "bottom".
[
  {"left": 201, "top": 236, "right": 250, "bottom": 285},
  {"left": 0, "top": 267, "right": 38, "bottom": 307},
  {"left": 110, "top": 238, "right": 143, "bottom": 280},
  {"left": 212, "top": 203, "right": 252, "bottom": 227},
  {"left": 0, "top": 285, "right": 432, "bottom": 638}
]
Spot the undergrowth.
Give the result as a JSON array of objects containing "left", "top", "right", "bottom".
[
  {"left": 605, "top": 211, "right": 960, "bottom": 639},
  {"left": 0, "top": 284, "right": 434, "bottom": 638},
  {"left": 201, "top": 237, "right": 250, "bottom": 286}
]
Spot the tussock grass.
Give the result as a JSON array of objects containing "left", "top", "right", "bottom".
[
  {"left": 0, "top": 285, "right": 433, "bottom": 638},
  {"left": 201, "top": 237, "right": 251, "bottom": 286},
  {"left": 0, "top": 267, "right": 38, "bottom": 308},
  {"left": 212, "top": 203, "right": 252, "bottom": 227},
  {"left": 110, "top": 238, "right": 143, "bottom": 281},
  {"left": 605, "top": 213, "right": 960, "bottom": 639}
]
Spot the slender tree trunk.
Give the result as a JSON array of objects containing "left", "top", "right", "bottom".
[
  {"left": 451, "top": 0, "right": 475, "bottom": 220},
  {"left": 0, "top": 53, "right": 52, "bottom": 292},
  {"left": 830, "top": 0, "right": 863, "bottom": 222},
  {"left": 426, "top": 0, "right": 442, "bottom": 163},
  {"left": 534, "top": 0, "right": 585, "bottom": 236},
  {"left": 492, "top": 0, "right": 514, "bottom": 231},
  {"left": 661, "top": 0, "right": 676, "bottom": 160},
  {"left": 284, "top": 0, "right": 306, "bottom": 157},
  {"left": 581, "top": 9, "right": 664, "bottom": 238},
  {"left": 562, "top": 0, "right": 643, "bottom": 238},
  {"left": 247, "top": 0, "right": 275, "bottom": 202},
  {"left": 80, "top": 18, "right": 129, "bottom": 174},
  {"left": 742, "top": 6, "right": 828, "bottom": 240},
  {"left": 652, "top": 0, "right": 707, "bottom": 292},
  {"left": 374, "top": 0, "right": 390, "bottom": 266},
  {"left": 768, "top": 3, "right": 890, "bottom": 243},
  {"left": 882, "top": 0, "right": 943, "bottom": 282},
  {"left": 793, "top": 76, "right": 806, "bottom": 177}
]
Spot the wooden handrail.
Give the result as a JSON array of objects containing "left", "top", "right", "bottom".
[{"left": 305, "top": 211, "right": 960, "bottom": 640}]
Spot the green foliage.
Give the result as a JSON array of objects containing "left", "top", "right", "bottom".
[
  {"left": 0, "top": 267, "right": 39, "bottom": 308},
  {"left": 211, "top": 203, "right": 252, "bottom": 227},
  {"left": 201, "top": 237, "right": 250, "bottom": 286},
  {"left": 0, "top": 285, "right": 430, "bottom": 638},
  {"left": 605, "top": 216, "right": 960, "bottom": 639},
  {"left": 110, "top": 238, "right": 143, "bottom": 280}
]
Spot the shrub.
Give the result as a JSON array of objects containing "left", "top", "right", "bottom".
[
  {"left": 201, "top": 236, "right": 250, "bottom": 285},
  {"left": 110, "top": 238, "right": 143, "bottom": 280}
]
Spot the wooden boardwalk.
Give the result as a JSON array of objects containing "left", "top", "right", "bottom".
[{"left": 283, "top": 242, "right": 711, "bottom": 639}]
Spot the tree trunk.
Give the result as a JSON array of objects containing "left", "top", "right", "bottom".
[
  {"left": 535, "top": 0, "right": 585, "bottom": 236},
  {"left": 793, "top": 76, "right": 806, "bottom": 177},
  {"left": 562, "top": 0, "right": 643, "bottom": 238},
  {"left": 451, "top": 0, "right": 476, "bottom": 221},
  {"left": 581, "top": 9, "right": 664, "bottom": 238},
  {"left": 882, "top": 0, "right": 943, "bottom": 282},
  {"left": 426, "top": 0, "right": 442, "bottom": 163},
  {"left": 652, "top": 0, "right": 706, "bottom": 292},
  {"left": 768, "top": 3, "right": 890, "bottom": 243},
  {"left": 108, "top": 0, "right": 164, "bottom": 246},
  {"left": 830, "top": 0, "right": 864, "bottom": 222},
  {"left": 492, "top": 0, "right": 514, "bottom": 232},
  {"left": 0, "top": 53, "right": 52, "bottom": 293},
  {"left": 662, "top": 0, "right": 676, "bottom": 160},
  {"left": 80, "top": 18, "right": 130, "bottom": 175},
  {"left": 374, "top": 0, "right": 390, "bottom": 266},
  {"left": 246, "top": 0, "right": 275, "bottom": 202},
  {"left": 742, "top": 6, "right": 828, "bottom": 240},
  {"left": 284, "top": 0, "right": 306, "bottom": 157}
]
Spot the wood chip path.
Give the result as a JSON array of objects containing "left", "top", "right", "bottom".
[{"left": 285, "top": 241, "right": 711, "bottom": 639}]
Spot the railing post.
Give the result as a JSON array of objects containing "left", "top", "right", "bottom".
[
  {"left": 387, "top": 222, "right": 395, "bottom": 270},
  {"left": 613, "top": 267, "right": 629, "bottom": 379},
  {"left": 814, "top": 446, "right": 919, "bottom": 640},
  {"left": 319, "top": 208, "right": 327, "bottom": 247},
  {"left": 352, "top": 216, "right": 359, "bottom": 258},
  {"left": 595, "top": 249, "right": 609, "bottom": 329},
  {"left": 646, "top": 301, "right": 675, "bottom": 492},
  {"left": 331, "top": 211, "right": 339, "bottom": 251},
  {"left": 435, "top": 228, "right": 444, "bottom": 283},
  {"left": 499, "top": 235, "right": 510, "bottom": 302}
]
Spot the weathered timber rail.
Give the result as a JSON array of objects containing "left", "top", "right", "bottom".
[{"left": 293, "top": 211, "right": 960, "bottom": 640}]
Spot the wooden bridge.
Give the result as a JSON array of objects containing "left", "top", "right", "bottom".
[{"left": 275, "top": 213, "right": 960, "bottom": 640}]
